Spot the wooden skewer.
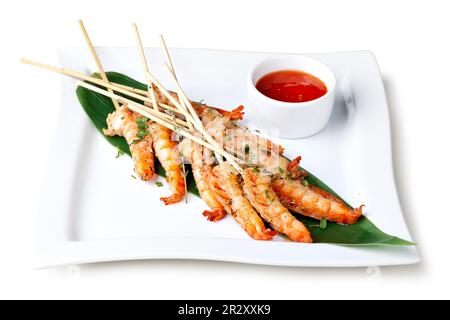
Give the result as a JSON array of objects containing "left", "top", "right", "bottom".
[
  {"left": 98, "top": 82, "right": 184, "bottom": 117},
  {"left": 163, "top": 64, "right": 203, "bottom": 126},
  {"left": 157, "top": 102, "right": 185, "bottom": 116},
  {"left": 131, "top": 24, "right": 193, "bottom": 133},
  {"left": 76, "top": 80, "right": 242, "bottom": 171},
  {"left": 21, "top": 59, "right": 191, "bottom": 120},
  {"left": 144, "top": 71, "right": 193, "bottom": 122},
  {"left": 23, "top": 33, "right": 242, "bottom": 172},
  {"left": 157, "top": 34, "right": 194, "bottom": 126},
  {"left": 159, "top": 34, "right": 176, "bottom": 77},
  {"left": 157, "top": 38, "right": 230, "bottom": 166},
  {"left": 159, "top": 62, "right": 243, "bottom": 168},
  {"left": 110, "top": 82, "right": 148, "bottom": 96},
  {"left": 131, "top": 23, "right": 160, "bottom": 113},
  {"left": 76, "top": 80, "right": 177, "bottom": 128},
  {"left": 20, "top": 59, "right": 190, "bottom": 128},
  {"left": 78, "top": 20, "right": 120, "bottom": 111},
  {"left": 163, "top": 63, "right": 224, "bottom": 163},
  {"left": 158, "top": 36, "right": 192, "bottom": 116}
]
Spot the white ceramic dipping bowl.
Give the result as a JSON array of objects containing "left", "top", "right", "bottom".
[{"left": 247, "top": 55, "right": 336, "bottom": 139}]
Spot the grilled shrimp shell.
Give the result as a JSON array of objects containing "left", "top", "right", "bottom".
[
  {"left": 148, "top": 123, "right": 186, "bottom": 205},
  {"left": 272, "top": 178, "right": 363, "bottom": 225},
  {"left": 210, "top": 162, "right": 276, "bottom": 240},
  {"left": 243, "top": 168, "right": 313, "bottom": 243},
  {"left": 103, "top": 105, "right": 154, "bottom": 181}
]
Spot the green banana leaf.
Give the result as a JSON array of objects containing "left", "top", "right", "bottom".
[{"left": 76, "top": 71, "right": 414, "bottom": 246}]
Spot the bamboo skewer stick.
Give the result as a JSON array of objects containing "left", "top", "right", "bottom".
[
  {"left": 20, "top": 59, "right": 190, "bottom": 128},
  {"left": 111, "top": 82, "right": 148, "bottom": 96},
  {"left": 18, "top": 60, "right": 183, "bottom": 117},
  {"left": 23, "top": 29, "right": 244, "bottom": 173},
  {"left": 163, "top": 64, "right": 203, "bottom": 127},
  {"left": 131, "top": 23, "right": 160, "bottom": 113},
  {"left": 156, "top": 35, "right": 194, "bottom": 117},
  {"left": 76, "top": 80, "right": 242, "bottom": 170},
  {"left": 158, "top": 37, "right": 195, "bottom": 121},
  {"left": 163, "top": 63, "right": 225, "bottom": 163},
  {"left": 131, "top": 24, "right": 194, "bottom": 135},
  {"left": 159, "top": 35, "right": 176, "bottom": 78},
  {"left": 157, "top": 38, "right": 231, "bottom": 166},
  {"left": 144, "top": 71, "right": 194, "bottom": 122},
  {"left": 78, "top": 20, "right": 120, "bottom": 111}
]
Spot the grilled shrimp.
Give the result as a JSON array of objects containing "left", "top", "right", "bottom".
[
  {"left": 181, "top": 139, "right": 226, "bottom": 221},
  {"left": 148, "top": 122, "right": 186, "bottom": 205},
  {"left": 210, "top": 162, "right": 276, "bottom": 240},
  {"left": 243, "top": 168, "right": 312, "bottom": 243},
  {"left": 224, "top": 127, "right": 284, "bottom": 156},
  {"left": 151, "top": 86, "right": 245, "bottom": 122},
  {"left": 272, "top": 178, "right": 363, "bottom": 225},
  {"left": 197, "top": 107, "right": 284, "bottom": 169},
  {"left": 103, "top": 105, "right": 154, "bottom": 181},
  {"left": 194, "top": 103, "right": 245, "bottom": 122}
]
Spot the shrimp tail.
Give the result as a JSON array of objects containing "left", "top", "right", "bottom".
[
  {"left": 160, "top": 193, "right": 184, "bottom": 206},
  {"left": 272, "top": 178, "right": 363, "bottom": 225},
  {"left": 287, "top": 156, "right": 307, "bottom": 179},
  {"left": 354, "top": 204, "right": 365, "bottom": 217},
  {"left": 202, "top": 209, "right": 227, "bottom": 222},
  {"left": 195, "top": 104, "right": 245, "bottom": 121},
  {"left": 223, "top": 105, "right": 245, "bottom": 121},
  {"left": 264, "top": 229, "right": 279, "bottom": 238}
]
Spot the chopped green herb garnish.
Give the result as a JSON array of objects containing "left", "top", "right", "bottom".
[
  {"left": 131, "top": 139, "right": 141, "bottom": 145},
  {"left": 319, "top": 217, "right": 327, "bottom": 230},
  {"left": 137, "top": 129, "right": 148, "bottom": 140},
  {"left": 277, "top": 167, "right": 284, "bottom": 175},
  {"left": 136, "top": 117, "right": 149, "bottom": 129},
  {"left": 131, "top": 175, "right": 137, "bottom": 179},
  {"left": 264, "top": 190, "right": 275, "bottom": 204},
  {"left": 302, "top": 179, "right": 309, "bottom": 187},
  {"left": 156, "top": 181, "right": 163, "bottom": 187},
  {"left": 252, "top": 167, "right": 260, "bottom": 173},
  {"left": 115, "top": 146, "right": 124, "bottom": 158},
  {"left": 135, "top": 117, "right": 149, "bottom": 140}
]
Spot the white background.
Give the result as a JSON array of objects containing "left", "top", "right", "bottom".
[{"left": 1, "top": 0, "right": 449, "bottom": 299}]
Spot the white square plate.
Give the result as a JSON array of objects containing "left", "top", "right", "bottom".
[{"left": 37, "top": 48, "right": 419, "bottom": 267}]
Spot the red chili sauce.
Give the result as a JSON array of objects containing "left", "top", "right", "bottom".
[{"left": 255, "top": 69, "right": 327, "bottom": 103}]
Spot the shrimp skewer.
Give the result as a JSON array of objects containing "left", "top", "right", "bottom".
[
  {"left": 194, "top": 103, "right": 245, "bottom": 122},
  {"left": 224, "top": 127, "right": 284, "bottom": 157},
  {"left": 243, "top": 168, "right": 313, "bottom": 243},
  {"left": 272, "top": 178, "right": 363, "bottom": 225},
  {"left": 271, "top": 156, "right": 363, "bottom": 225},
  {"left": 195, "top": 106, "right": 285, "bottom": 169},
  {"left": 210, "top": 162, "right": 276, "bottom": 240},
  {"left": 179, "top": 138, "right": 226, "bottom": 221},
  {"left": 103, "top": 105, "right": 155, "bottom": 181},
  {"left": 150, "top": 86, "right": 245, "bottom": 122},
  {"left": 148, "top": 122, "right": 186, "bottom": 205}
]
